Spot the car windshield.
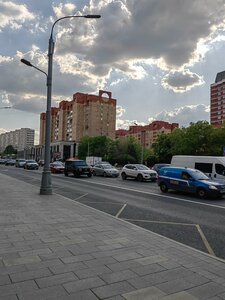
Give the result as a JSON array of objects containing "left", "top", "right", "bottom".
[
  {"left": 53, "top": 162, "right": 63, "bottom": 166},
  {"left": 27, "top": 160, "right": 36, "bottom": 163},
  {"left": 72, "top": 161, "right": 86, "bottom": 166},
  {"left": 102, "top": 164, "right": 113, "bottom": 169},
  {"left": 136, "top": 165, "right": 149, "bottom": 170},
  {"left": 188, "top": 169, "right": 209, "bottom": 180}
]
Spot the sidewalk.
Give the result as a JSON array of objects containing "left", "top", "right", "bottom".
[{"left": 0, "top": 173, "right": 225, "bottom": 300}]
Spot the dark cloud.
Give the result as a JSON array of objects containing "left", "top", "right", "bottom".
[{"left": 162, "top": 70, "right": 204, "bottom": 92}]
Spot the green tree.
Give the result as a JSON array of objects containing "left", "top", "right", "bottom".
[{"left": 4, "top": 145, "right": 17, "bottom": 155}]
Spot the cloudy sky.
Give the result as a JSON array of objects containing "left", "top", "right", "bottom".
[{"left": 1, "top": 0, "right": 225, "bottom": 144}]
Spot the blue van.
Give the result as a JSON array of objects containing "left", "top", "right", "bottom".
[{"left": 158, "top": 167, "right": 225, "bottom": 199}]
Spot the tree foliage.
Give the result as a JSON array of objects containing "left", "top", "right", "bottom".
[
  {"left": 152, "top": 121, "right": 225, "bottom": 162},
  {"left": 4, "top": 145, "right": 17, "bottom": 155}
]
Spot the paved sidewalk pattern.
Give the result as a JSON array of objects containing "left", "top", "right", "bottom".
[{"left": 0, "top": 173, "right": 225, "bottom": 299}]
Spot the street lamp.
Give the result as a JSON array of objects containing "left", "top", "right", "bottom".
[{"left": 21, "top": 14, "right": 101, "bottom": 195}]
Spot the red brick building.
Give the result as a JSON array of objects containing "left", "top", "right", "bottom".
[{"left": 116, "top": 121, "right": 178, "bottom": 148}]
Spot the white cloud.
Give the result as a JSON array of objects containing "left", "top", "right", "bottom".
[
  {"left": 148, "top": 104, "right": 210, "bottom": 127},
  {"left": 0, "top": 1, "right": 35, "bottom": 29}
]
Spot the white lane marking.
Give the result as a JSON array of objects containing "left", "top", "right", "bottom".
[
  {"left": 73, "top": 193, "right": 88, "bottom": 201},
  {"left": 123, "top": 218, "right": 194, "bottom": 226},
  {"left": 74, "top": 179, "right": 225, "bottom": 210},
  {"left": 116, "top": 204, "right": 127, "bottom": 218},
  {"left": 196, "top": 224, "right": 216, "bottom": 256}
]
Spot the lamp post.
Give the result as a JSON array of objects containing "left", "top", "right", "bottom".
[{"left": 21, "top": 14, "right": 101, "bottom": 195}]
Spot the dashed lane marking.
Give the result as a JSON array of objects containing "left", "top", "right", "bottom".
[
  {"left": 115, "top": 204, "right": 127, "bottom": 218},
  {"left": 196, "top": 224, "right": 216, "bottom": 256}
]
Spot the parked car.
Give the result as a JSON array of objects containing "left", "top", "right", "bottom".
[
  {"left": 121, "top": 164, "right": 157, "bottom": 182},
  {"left": 64, "top": 159, "right": 92, "bottom": 177},
  {"left": 15, "top": 159, "right": 26, "bottom": 168},
  {"left": 0, "top": 158, "right": 7, "bottom": 164},
  {"left": 92, "top": 163, "right": 119, "bottom": 177},
  {"left": 158, "top": 166, "right": 225, "bottom": 199},
  {"left": 50, "top": 161, "right": 65, "bottom": 173},
  {"left": 38, "top": 160, "right": 45, "bottom": 167},
  {"left": 152, "top": 163, "right": 171, "bottom": 174},
  {"left": 5, "top": 159, "right": 16, "bottom": 166},
  {"left": 24, "top": 160, "right": 39, "bottom": 170}
]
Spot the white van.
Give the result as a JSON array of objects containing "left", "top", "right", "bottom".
[{"left": 171, "top": 155, "right": 225, "bottom": 180}]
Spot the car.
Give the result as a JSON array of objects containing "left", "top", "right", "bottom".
[
  {"left": 0, "top": 158, "right": 7, "bottom": 165},
  {"left": 15, "top": 159, "right": 26, "bottom": 168},
  {"left": 38, "top": 160, "right": 45, "bottom": 167},
  {"left": 152, "top": 163, "right": 171, "bottom": 174},
  {"left": 50, "top": 161, "right": 65, "bottom": 173},
  {"left": 121, "top": 164, "right": 157, "bottom": 182},
  {"left": 92, "top": 163, "right": 119, "bottom": 177},
  {"left": 5, "top": 159, "right": 16, "bottom": 166},
  {"left": 24, "top": 160, "right": 39, "bottom": 170},
  {"left": 64, "top": 159, "right": 92, "bottom": 177},
  {"left": 158, "top": 166, "right": 225, "bottom": 199}
]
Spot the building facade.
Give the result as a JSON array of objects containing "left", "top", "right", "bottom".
[
  {"left": 116, "top": 121, "right": 179, "bottom": 149},
  {"left": 210, "top": 71, "right": 225, "bottom": 127},
  {"left": 0, "top": 128, "right": 35, "bottom": 152},
  {"left": 40, "top": 90, "right": 116, "bottom": 145}
]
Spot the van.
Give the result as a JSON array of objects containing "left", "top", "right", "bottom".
[
  {"left": 171, "top": 155, "right": 225, "bottom": 180},
  {"left": 158, "top": 166, "right": 225, "bottom": 198}
]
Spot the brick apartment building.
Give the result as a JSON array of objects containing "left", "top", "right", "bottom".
[
  {"left": 210, "top": 71, "right": 225, "bottom": 127},
  {"left": 37, "top": 90, "right": 116, "bottom": 160},
  {"left": 116, "top": 121, "right": 178, "bottom": 149}
]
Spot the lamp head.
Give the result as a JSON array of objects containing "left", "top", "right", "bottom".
[
  {"left": 85, "top": 15, "right": 101, "bottom": 18},
  {"left": 21, "top": 59, "right": 33, "bottom": 67}
]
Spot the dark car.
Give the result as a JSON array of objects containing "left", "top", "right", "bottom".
[
  {"left": 24, "top": 160, "right": 39, "bottom": 170},
  {"left": 92, "top": 163, "right": 119, "bottom": 177},
  {"left": 64, "top": 159, "right": 92, "bottom": 177},
  {"left": 5, "top": 159, "right": 16, "bottom": 166},
  {"left": 152, "top": 163, "right": 171, "bottom": 174},
  {"left": 50, "top": 161, "right": 65, "bottom": 173}
]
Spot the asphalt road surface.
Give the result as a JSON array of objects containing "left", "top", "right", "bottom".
[{"left": 1, "top": 165, "right": 225, "bottom": 260}]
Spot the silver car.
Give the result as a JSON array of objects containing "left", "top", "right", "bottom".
[{"left": 92, "top": 163, "right": 119, "bottom": 177}]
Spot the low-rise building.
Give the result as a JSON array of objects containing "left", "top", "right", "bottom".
[{"left": 116, "top": 121, "right": 178, "bottom": 148}]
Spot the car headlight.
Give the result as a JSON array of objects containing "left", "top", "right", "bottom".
[{"left": 208, "top": 185, "right": 218, "bottom": 190}]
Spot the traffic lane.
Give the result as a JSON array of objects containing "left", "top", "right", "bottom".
[
  {"left": 52, "top": 175, "right": 225, "bottom": 258},
  {"left": 1, "top": 167, "right": 225, "bottom": 258}
]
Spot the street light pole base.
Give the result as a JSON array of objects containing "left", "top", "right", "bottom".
[{"left": 40, "top": 170, "right": 52, "bottom": 195}]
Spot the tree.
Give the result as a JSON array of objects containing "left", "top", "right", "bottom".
[{"left": 4, "top": 145, "right": 17, "bottom": 155}]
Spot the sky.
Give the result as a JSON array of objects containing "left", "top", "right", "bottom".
[{"left": 1, "top": 0, "right": 225, "bottom": 144}]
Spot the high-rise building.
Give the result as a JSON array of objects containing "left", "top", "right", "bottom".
[
  {"left": 39, "top": 90, "right": 117, "bottom": 145},
  {"left": 0, "top": 128, "right": 35, "bottom": 152},
  {"left": 210, "top": 71, "right": 225, "bottom": 127}
]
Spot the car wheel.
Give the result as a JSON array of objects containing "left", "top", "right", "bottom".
[
  {"left": 160, "top": 182, "right": 168, "bottom": 193},
  {"left": 121, "top": 172, "right": 127, "bottom": 180},
  {"left": 137, "top": 174, "right": 143, "bottom": 182},
  {"left": 197, "top": 188, "right": 207, "bottom": 199},
  {"left": 92, "top": 171, "right": 96, "bottom": 176},
  {"left": 103, "top": 172, "right": 107, "bottom": 177},
  {"left": 87, "top": 172, "right": 92, "bottom": 177},
  {"left": 64, "top": 172, "right": 68, "bottom": 177}
]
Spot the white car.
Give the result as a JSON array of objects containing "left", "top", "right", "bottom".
[{"left": 121, "top": 164, "right": 157, "bottom": 182}]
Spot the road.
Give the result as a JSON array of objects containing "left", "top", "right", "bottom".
[{"left": 1, "top": 165, "right": 225, "bottom": 260}]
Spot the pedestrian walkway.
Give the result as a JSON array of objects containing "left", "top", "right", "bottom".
[{"left": 0, "top": 172, "right": 225, "bottom": 300}]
